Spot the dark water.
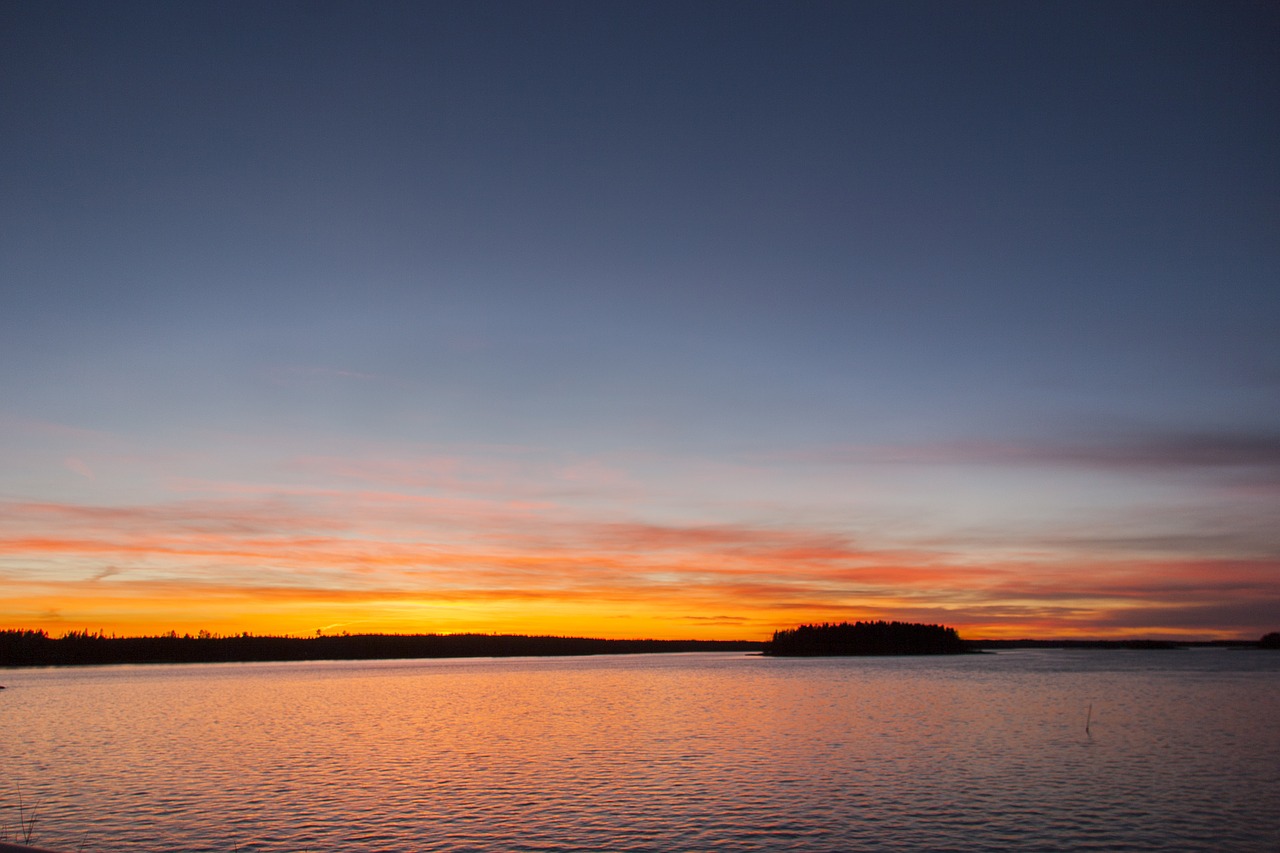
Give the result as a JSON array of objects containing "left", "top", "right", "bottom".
[{"left": 3, "top": 649, "right": 1278, "bottom": 851}]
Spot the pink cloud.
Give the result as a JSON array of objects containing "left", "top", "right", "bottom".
[{"left": 64, "top": 456, "right": 95, "bottom": 479}]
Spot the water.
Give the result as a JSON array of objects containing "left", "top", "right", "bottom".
[{"left": 2, "top": 649, "right": 1278, "bottom": 852}]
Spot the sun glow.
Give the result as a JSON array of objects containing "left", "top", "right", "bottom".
[{"left": 2, "top": 435, "right": 1276, "bottom": 643}]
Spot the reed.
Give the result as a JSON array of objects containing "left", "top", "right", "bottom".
[{"left": 1, "top": 785, "right": 39, "bottom": 846}]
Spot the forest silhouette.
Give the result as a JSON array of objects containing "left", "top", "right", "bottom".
[{"left": 0, "top": 629, "right": 760, "bottom": 667}]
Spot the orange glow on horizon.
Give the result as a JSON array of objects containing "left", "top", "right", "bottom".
[
  {"left": 3, "top": 491, "right": 1275, "bottom": 643},
  {"left": 2, "top": 573, "right": 1266, "bottom": 642}
]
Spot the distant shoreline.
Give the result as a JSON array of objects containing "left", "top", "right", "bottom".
[
  {"left": 968, "top": 638, "right": 1266, "bottom": 650},
  {"left": 0, "top": 630, "right": 1272, "bottom": 669}
]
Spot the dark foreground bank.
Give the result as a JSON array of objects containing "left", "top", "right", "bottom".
[{"left": 0, "top": 842, "right": 61, "bottom": 853}]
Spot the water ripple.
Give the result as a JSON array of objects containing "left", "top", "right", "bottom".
[{"left": 2, "top": 651, "right": 1279, "bottom": 851}]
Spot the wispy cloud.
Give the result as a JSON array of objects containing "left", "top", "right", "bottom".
[
  {"left": 261, "top": 365, "right": 386, "bottom": 386},
  {"left": 783, "top": 430, "right": 1280, "bottom": 474},
  {"left": 0, "top": 413, "right": 117, "bottom": 440},
  {"left": 281, "top": 450, "right": 644, "bottom": 504},
  {"left": 64, "top": 456, "right": 95, "bottom": 479}
]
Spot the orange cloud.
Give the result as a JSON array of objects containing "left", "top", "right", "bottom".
[{"left": 3, "top": 482, "right": 1277, "bottom": 641}]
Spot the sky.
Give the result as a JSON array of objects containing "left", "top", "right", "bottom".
[{"left": 2, "top": 0, "right": 1278, "bottom": 641}]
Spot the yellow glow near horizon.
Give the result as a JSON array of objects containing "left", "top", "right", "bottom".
[{"left": 2, "top": 579, "right": 1261, "bottom": 641}]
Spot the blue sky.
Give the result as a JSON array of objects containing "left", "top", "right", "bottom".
[{"left": 2, "top": 1, "right": 1278, "bottom": 638}]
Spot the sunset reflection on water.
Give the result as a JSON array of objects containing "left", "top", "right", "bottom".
[{"left": 3, "top": 650, "right": 1278, "bottom": 851}]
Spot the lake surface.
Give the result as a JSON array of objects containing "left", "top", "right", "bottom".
[{"left": 3, "top": 649, "right": 1278, "bottom": 852}]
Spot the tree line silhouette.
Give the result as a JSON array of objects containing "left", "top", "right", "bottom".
[
  {"left": 3, "top": 627, "right": 1275, "bottom": 667},
  {"left": 0, "top": 629, "right": 761, "bottom": 667}
]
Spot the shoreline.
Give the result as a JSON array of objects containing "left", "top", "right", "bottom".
[{"left": 3, "top": 631, "right": 1270, "bottom": 670}]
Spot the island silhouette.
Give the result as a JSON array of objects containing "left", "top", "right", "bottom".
[{"left": 763, "top": 621, "right": 971, "bottom": 656}]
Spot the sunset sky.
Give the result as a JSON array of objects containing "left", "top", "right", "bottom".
[{"left": 3, "top": 1, "right": 1278, "bottom": 641}]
